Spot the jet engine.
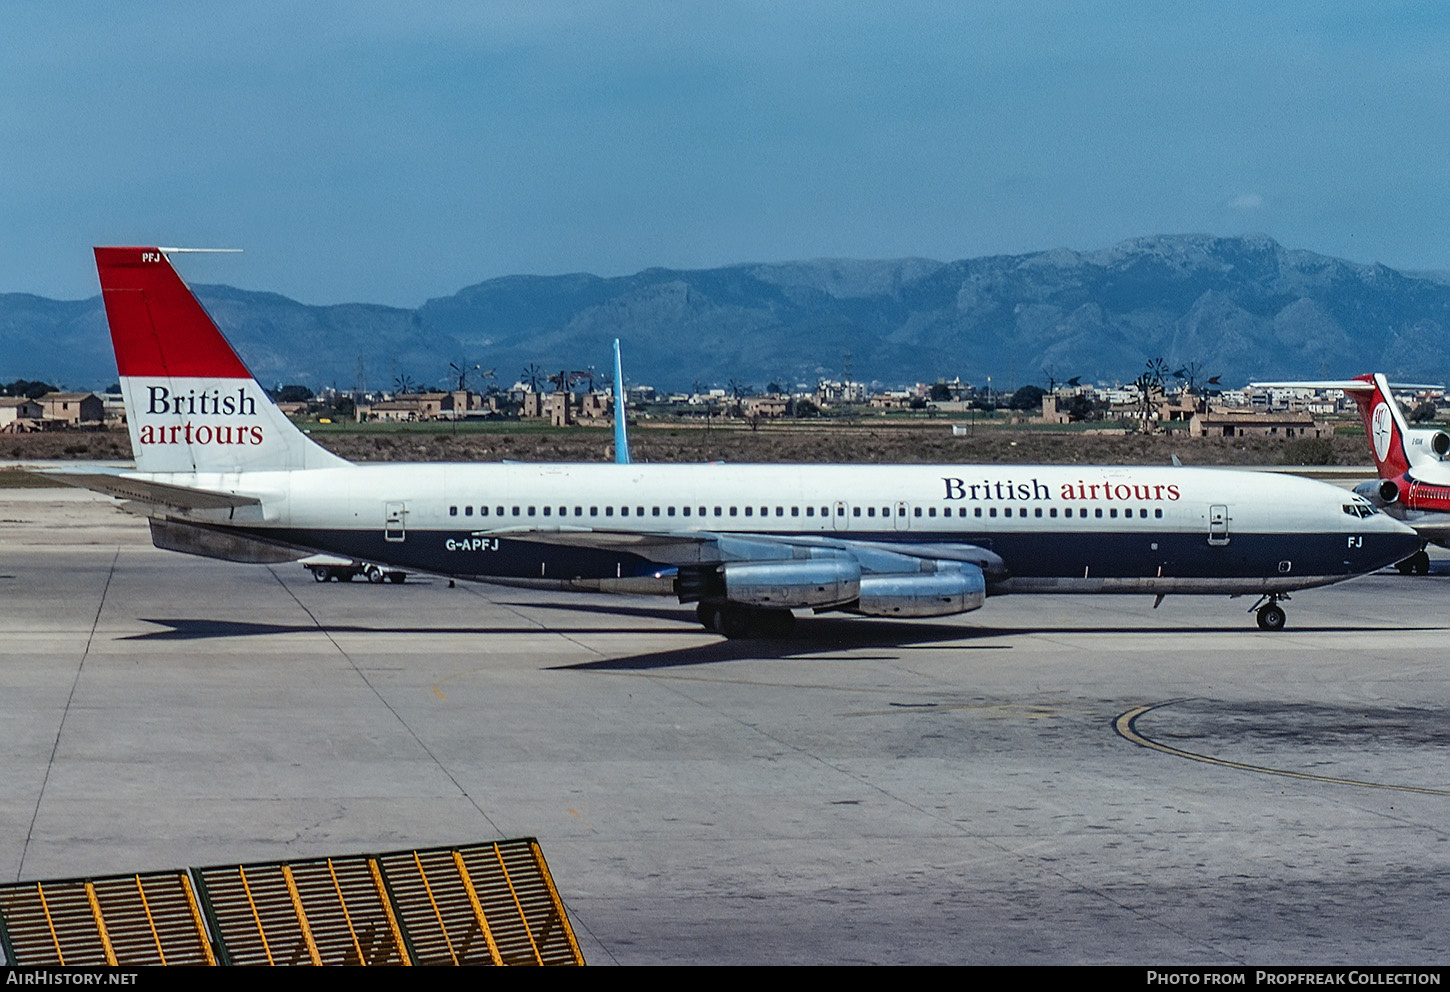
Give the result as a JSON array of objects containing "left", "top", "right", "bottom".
[
  {"left": 850, "top": 563, "right": 986, "bottom": 617},
  {"left": 1354, "top": 479, "right": 1401, "bottom": 506},
  {"left": 1405, "top": 428, "right": 1450, "bottom": 460},
  {"left": 720, "top": 558, "right": 862, "bottom": 609}
]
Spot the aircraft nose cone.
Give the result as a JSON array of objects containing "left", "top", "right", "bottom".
[{"left": 1370, "top": 521, "right": 1423, "bottom": 570}]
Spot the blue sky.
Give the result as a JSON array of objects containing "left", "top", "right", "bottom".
[{"left": 5, "top": 2, "right": 1449, "bottom": 305}]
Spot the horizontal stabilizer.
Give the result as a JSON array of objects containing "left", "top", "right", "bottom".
[
  {"left": 38, "top": 468, "right": 260, "bottom": 511},
  {"left": 1252, "top": 379, "right": 1442, "bottom": 392}
]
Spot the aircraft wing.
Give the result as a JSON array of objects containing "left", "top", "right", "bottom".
[
  {"left": 34, "top": 468, "right": 262, "bottom": 511},
  {"left": 477, "top": 525, "right": 1006, "bottom": 576}
]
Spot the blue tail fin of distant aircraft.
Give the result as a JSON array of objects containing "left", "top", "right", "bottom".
[{"left": 613, "top": 339, "right": 632, "bottom": 464}]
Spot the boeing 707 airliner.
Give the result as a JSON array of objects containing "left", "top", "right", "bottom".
[{"left": 48, "top": 247, "right": 1420, "bottom": 635}]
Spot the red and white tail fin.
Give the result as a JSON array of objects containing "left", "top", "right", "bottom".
[
  {"left": 1342, "top": 373, "right": 1413, "bottom": 480},
  {"left": 95, "top": 247, "right": 349, "bottom": 474}
]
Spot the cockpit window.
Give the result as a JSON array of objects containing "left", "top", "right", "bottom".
[{"left": 1342, "top": 502, "right": 1379, "bottom": 518}]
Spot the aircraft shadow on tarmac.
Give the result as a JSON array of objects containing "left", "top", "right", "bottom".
[{"left": 123, "top": 609, "right": 1445, "bottom": 672}]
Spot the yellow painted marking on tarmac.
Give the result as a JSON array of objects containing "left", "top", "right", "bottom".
[
  {"left": 1116, "top": 701, "right": 1450, "bottom": 797},
  {"left": 433, "top": 686, "right": 448, "bottom": 701}
]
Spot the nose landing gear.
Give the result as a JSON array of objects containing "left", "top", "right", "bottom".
[
  {"left": 1249, "top": 594, "right": 1288, "bottom": 631},
  {"left": 1395, "top": 548, "right": 1431, "bottom": 575}
]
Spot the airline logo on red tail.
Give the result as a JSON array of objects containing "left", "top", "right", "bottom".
[{"left": 1371, "top": 402, "right": 1395, "bottom": 464}]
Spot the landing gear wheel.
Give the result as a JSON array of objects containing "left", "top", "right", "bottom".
[
  {"left": 312, "top": 568, "right": 327, "bottom": 582},
  {"left": 366, "top": 565, "right": 385, "bottom": 584},
  {"left": 1256, "top": 603, "right": 1286, "bottom": 631},
  {"left": 697, "top": 602, "right": 721, "bottom": 632},
  {"left": 718, "top": 605, "right": 752, "bottom": 639},
  {"left": 695, "top": 602, "right": 795, "bottom": 638},
  {"left": 1414, "top": 550, "right": 1431, "bottom": 575}
]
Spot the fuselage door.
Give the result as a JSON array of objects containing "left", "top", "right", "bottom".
[
  {"left": 385, "top": 501, "right": 407, "bottom": 542},
  {"left": 1207, "top": 504, "right": 1229, "bottom": 546},
  {"left": 833, "top": 501, "right": 850, "bottom": 532},
  {"left": 894, "top": 501, "right": 911, "bottom": 531}
]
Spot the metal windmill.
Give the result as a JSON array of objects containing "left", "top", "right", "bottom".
[{"left": 449, "top": 361, "right": 495, "bottom": 392}]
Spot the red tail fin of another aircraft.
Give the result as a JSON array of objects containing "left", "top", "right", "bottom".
[{"left": 1343, "top": 373, "right": 1412, "bottom": 481}]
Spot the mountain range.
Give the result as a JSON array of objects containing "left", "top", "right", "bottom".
[{"left": 4, "top": 234, "right": 1449, "bottom": 393}]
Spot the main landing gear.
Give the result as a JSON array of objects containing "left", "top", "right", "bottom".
[
  {"left": 696, "top": 601, "right": 795, "bottom": 639},
  {"left": 1395, "top": 548, "right": 1431, "bottom": 576},
  {"left": 1249, "top": 594, "right": 1288, "bottom": 631}
]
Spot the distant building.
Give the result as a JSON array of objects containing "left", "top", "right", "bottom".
[
  {"left": 0, "top": 397, "right": 42, "bottom": 431},
  {"left": 1189, "top": 410, "right": 1329, "bottom": 439},
  {"left": 1040, "top": 395, "right": 1072, "bottom": 424},
  {"left": 38, "top": 392, "right": 103, "bottom": 424},
  {"left": 743, "top": 395, "right": 789, "bottom": 418}
]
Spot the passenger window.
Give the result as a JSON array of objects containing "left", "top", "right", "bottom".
[
  {"left": 1049, "top": 507, "right": 1057, "bottom": 518},
  {"left": 1155, "top": 508, "right": 1163, "bottom": 518},
  {"left": 853, "top": 507, "right": 862, "bottom": 517},
  {"left": 928, "top": 507, "right": 937, "bottom": 517},
  {"left": 543, "top": 506, "right": 551, "bottom": 516},
  {"left": 653, "top": 507, "right": 661, "bottom": 516},
  {"left": 744, "top": 507, "right": 753, "bottom": 517},
  {"left": 975, "top": 507, "right": 982, "bottom": 517},
  {"left": 1109, "top": 508, "right": 1117, "bottom": 518},
  {"left": 449, "top": 506, "right": 457, "bottom": 516},
  {"left": 574, "top": 507, "right": 583, "bottom": 516},
  {"left": 667, "top": 507, "right": 676, "bottom": 516},
  {"left": 464, "top": 506, "right": 473, "bottom": 516},
  {"left": 683, "top": 507, "right": 691, "bottom": 516},
  {"left": 621, "top": 507, "right": 629, "bottom": 516},
  {"left": 605, "top": 507, "right": 614, "bottom": 516},
  {"left": 1095, "top": 508, "right": 1103, "bottom": 518},
  {"left": 590, "top": 507, "right": 598, "bottom": 516},
  {"left": 989, "top": 507, "right": 997, "bottom": 517},
  {"left": 804, "top": 507, "right": 812, "bottom": 517},
  {"left": 480, "top": 506, "right": 489, "bottom": 517},
  {"left": 1035, "top": 508, "right": 1042, "bottom": 518},
  {"left": 776, "top": 507, "right": 784, "bottom": 517},
  {"left": 914, "top": 507, "right": 922, "bottom": 517},
  {"left": 528, "top": 506, "right": 536, "bottom": 516}
]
